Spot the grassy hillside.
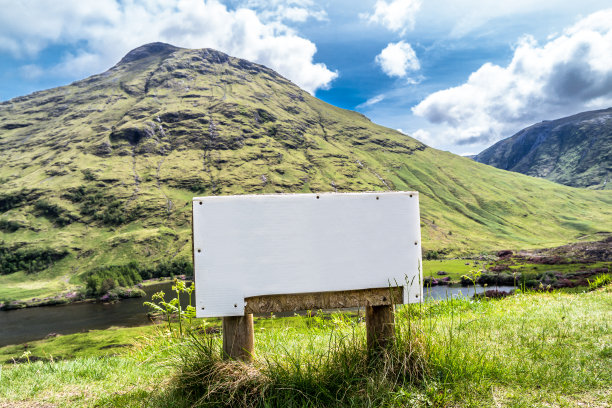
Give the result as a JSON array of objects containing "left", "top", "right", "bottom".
[
  {"left": 1, "top": 43, "right": 611, "bottom": 301},
  {"left": 474, "top": 108, "right": 612, "bottom": 189},
  {"left": 1, "top": 289, "right": 611, "bottom": 407}
]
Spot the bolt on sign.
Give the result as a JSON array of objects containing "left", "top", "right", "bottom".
[{"left": 192, "top": 192, "right": 423, "bottom": 318}]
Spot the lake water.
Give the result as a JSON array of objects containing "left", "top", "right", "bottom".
[
  {"left": 424, "top": 285, "right": 516, "bottom": 300},
  {"left": 0, "top": 282, "right": 515, "bottom": 347}
]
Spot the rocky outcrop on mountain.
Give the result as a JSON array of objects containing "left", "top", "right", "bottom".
[{"left": 474, "top": 108, "right": 612, "bottom": 189}]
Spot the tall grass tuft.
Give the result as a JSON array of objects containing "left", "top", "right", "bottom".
[
  {"left": 588, "top": 273, "right": 611, "bottom": 290},
  {"left": 167, "top": 309, "right": 430, "bottom": 407}
]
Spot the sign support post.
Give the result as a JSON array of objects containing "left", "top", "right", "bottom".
[
  {"left": 365, "top": 304, "right": 395, "bottom": 353},
  {"left": 222, "top": 314, "right": 254, "bottom": 361}
]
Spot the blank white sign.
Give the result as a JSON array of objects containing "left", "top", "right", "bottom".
[{"left": 193, "top": 192, "right": 422, "bottom": 317}]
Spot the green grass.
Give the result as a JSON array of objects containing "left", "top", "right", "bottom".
[
  {"left": 0, "top": 325, "right": 160, "bottom": 364},
  {"left": 2, "top": 288, "right": 610, "bottom": 407},
  {"left": 423, "top": 259, "right": 484, "bottom": 281},
  {"left": 0, "top": 270, "right": 71, "bottom": 302}
]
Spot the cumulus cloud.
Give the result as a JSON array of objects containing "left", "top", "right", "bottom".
[
  {"left": 375, "top": 41, "right": 420, "bottom": 78},
  {"left": 242, "top": 0, "right": 328, "bottom": 23},
  {"left": 410, "top": 129, "right": 434, "bottom": 145},
  {"left": 363, "top": 0, "right": 421, "bottom": 35},
  {"left": 356, "top": 94, "right": 385, "bottom": 109},
  {"left": 0, "top": 0, "right": 336, "bottom": 94},
  {"left": 412, "top": 9, "right": 612, "bottom": 147}
]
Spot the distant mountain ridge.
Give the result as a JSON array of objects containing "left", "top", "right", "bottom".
[{"left": 474, "top": 108, "right": 612, "bottom": 189}]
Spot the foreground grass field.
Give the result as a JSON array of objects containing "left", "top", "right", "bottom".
[{"left": 1, "top": 288, "right": 611, "bottom": 407}]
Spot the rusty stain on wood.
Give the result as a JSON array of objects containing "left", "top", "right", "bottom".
[{"left": 244, "top": 286, "right": 403, "bottom": 314}]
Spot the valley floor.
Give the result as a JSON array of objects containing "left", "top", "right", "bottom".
[{"left": 1, "top": 287, "right": 611, "bottom": 407}]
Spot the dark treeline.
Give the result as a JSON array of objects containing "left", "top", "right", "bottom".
[
  {"left": 85, "top": 258, "right": 192, "bottom": 296},
  {"left": 0, "top": 189, "right": 38, "bottom": 213},
  {"left": 34, "top": 200, "right": 74, "bottom": 226},
  {"left": 0, "top": 219, "right": 22, "bottom": 232},
  {"left": 0, "top": 242, "right": 68, "bottom": 275}
]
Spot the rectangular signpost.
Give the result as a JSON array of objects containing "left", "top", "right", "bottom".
[{"left": 192, "top": 192, "right": 422, "bottom": 361}]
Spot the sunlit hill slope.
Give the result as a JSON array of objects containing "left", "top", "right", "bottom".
[{"left": 1, "top": 42, "right": 611, "bottom": 300}]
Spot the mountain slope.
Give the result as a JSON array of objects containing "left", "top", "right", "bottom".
[
  {"left": 1, "top": 43, "right": 611, "bottom": 300},
  {"left": 474, "top": 108, "right": 612, "bottom": 189}
]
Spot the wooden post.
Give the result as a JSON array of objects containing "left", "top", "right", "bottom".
[
  {"left": 365, "top": 304, "right": 395, "bottom": 353},
  {"left": 222, "top": 313, "right": 254, "bottom": 362}
]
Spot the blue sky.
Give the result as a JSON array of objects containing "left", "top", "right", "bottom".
[{"left": 1, "top": 0, "right": 612, "bottom": 155}]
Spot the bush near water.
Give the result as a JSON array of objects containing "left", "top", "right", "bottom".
[{"left": 84, "top": 258, "right": 192, "bottom": 297}]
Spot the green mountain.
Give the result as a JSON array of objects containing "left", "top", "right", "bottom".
[
  {"left": 1, "top": 43, "right": 611, "bottom": 301},
  {"left": 474, "top": 108, "right": 612, "bottom": 189}
]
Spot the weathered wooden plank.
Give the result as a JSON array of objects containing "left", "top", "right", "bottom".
[{"left": 244, "top": 286, "right": 404, "bottom": 314}]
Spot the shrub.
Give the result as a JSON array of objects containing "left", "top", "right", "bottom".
[
  {"left": 81, "top": 169, "right": 96, "bottom": 181},
  {"left": 138, "top": 258, "right": 193, "bottom": 279},
  {"left": 588, "top": 273, "right": 611, "bottom": 290},
  {"left": 63, "top": 186, "right": 141, "bottom": 226},
  {"left": 84, "top": 258, "right": 193, "bottom": 297},
  {"left": 0, "top": 219, "right": 22, "bottom": 232},
  {"left": 477, "top": 272, "right": 516, "bottom": 286},
  {"left": 0, "top": 241, "right": 68, "bottom": 275},
  {"left": 85, "top": 262, "right": 142, "bottom": 296},
  {"left": 0, "top": 189, "right": 38, "bottom": 213},
  {"left": 33, "top": 200, "right": 73, "bottom": 226},
  {"left": 424, "top": 250, "right": 440, "bottom": 260}
]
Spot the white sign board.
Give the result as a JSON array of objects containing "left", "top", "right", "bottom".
[{"left": 193, "top": 192, "right": 422, "bottom": 317}]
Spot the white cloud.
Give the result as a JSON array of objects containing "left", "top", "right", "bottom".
[
  {"left": 411, "top": 129, "right": 434, "bottom": 145},
  {"left": 415, "top": 0, "right": 605, "bottom": 39},
  {"left": 412, "top": 9, "right": 612, "bottom": 147},
  {"left": 0, "top": 0, "right": 336, "bottom": 94},
  {"left": 363, "top": 0, "right": 421, "bottom": 35},
  {"left": 19, "top": 64, "right": 45, "bottom": 80},
  {"left": 375, "top": 41, "right": 420, "bottom": 78},
  {"left": 259, "top": 3, "right": 327, "bottom": 22},
  {"left": 356, "top": 94, "right": 385, "bottom": 109},
  {"left": 225, "top": 0, "right": 327, "bottom": 23}
]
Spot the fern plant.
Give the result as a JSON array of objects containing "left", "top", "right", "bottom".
[{"left": 144, "top": 279, "right": 196, "bottom": 337}]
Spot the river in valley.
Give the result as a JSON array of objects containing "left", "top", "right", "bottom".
[{"left": 0, "top": 282, "right": 515, "bottom": 347}]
